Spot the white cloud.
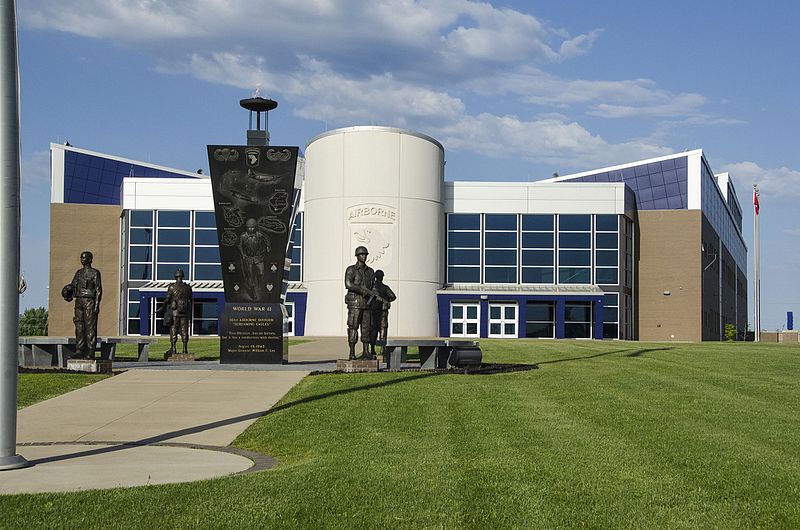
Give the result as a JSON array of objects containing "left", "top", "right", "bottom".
[
  {"left": 21, "top": 0, "right": 719, "bottom": 167},
  {"left": 722, "top": 161, "right": 800, "bottom": 201}
]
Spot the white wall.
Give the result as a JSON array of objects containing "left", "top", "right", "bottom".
[{"left": 303, "top": 127, "right": 445, "bottom": 337}]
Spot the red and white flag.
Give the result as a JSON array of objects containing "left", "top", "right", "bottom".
[{"left": 753, "top": 187, "right": 760, "bottom": 215}]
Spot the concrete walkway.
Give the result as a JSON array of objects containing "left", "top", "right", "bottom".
[{"left": 2, "top": 369, "right": 308, "bottom": 494}]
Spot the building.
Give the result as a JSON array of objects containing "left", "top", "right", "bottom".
[{"left": 47, "top": 126, "right": 747, "bottom": 341}]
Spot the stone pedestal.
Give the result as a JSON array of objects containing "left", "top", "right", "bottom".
[
  {"left": 336, "top": 359, "right": 379, "bottom": 373},
  {"left": 66, "top": 359, "right": 112, "bottom": 374},
  {"left": 167, "top": 353, "right": 195, "bottom": 362}
]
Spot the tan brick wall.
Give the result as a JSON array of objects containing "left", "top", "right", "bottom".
[
  {"left": 48, "top": 203, "right": 121, "bottom": 337},
  {"left": 637, "top": 210, "right": 702, "bottom": 341}
]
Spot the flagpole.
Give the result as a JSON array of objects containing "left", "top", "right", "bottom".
[
  {"left": 753, "top": 185, "right": 760, "bottom": 342},
  {"left": 0, "top": 0, "right": 29, "bottom": 470}
]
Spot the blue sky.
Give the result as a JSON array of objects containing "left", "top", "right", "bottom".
[{"left": 15, "top": 1, "right": 800, "bottom": 331}]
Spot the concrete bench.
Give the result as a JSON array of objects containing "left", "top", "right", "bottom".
[
  {"left": 380, "top": 339, "right": 481, "bottom": 370},
  {"left": 98, "top": 337, "right": 159, "bottom": 362},
  {"left": 18, "top": 337, "right": 80, "bottom": 368},
  {"left": 18, "top": 336, "right": 159, "bottom": 367}
]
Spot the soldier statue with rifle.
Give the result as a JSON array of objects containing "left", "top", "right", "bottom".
[{"left": 344, "top": 246, "right": 388, "bottom": 360}]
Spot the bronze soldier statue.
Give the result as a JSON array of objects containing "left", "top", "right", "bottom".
[
  {"left": 61, "top": 250, "right": 102, "bottom": 358},
  {"left": 163, "top": 269, "right": 193, "bottom": 359},
  {"left": 368, "top": 269, "right": 397, "bottom": 357},
  {"left": 239, "top": 217, "right": 270, "bottom": 300},
  {"left": 344, "top": 246, "right": 383, "bottom": 360}
]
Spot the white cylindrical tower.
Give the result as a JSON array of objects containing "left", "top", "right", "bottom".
[{"left": 303, "top": 126, "right": 445, "bottom": 337}]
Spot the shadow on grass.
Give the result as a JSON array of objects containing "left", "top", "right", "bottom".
[
  {"left": 25, "top": 371, "right": 441, "bottom": 466},
  {"left": 535, "top": 346, "right": 673, "bottom": 365}
]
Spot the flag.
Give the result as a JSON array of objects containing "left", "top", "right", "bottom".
[{"left": 753, "top": 187, "right": 760, "bottom": 215}]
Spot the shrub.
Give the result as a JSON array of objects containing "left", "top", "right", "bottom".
[
  {"left": 723, "top": 323, "right": 736, "bottom": 342},
  {"left": 19, "top": 307, "right": 48, "bottom": 336}
]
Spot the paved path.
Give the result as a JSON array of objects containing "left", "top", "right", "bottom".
[{"left": 2, "top": 369, "right": 308, "bottom": 494}]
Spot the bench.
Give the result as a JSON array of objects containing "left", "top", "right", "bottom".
[
  {"left": 98, "top": 337, "right": 159, "bottom": 362},
  {"left": 18, "top": 336, "right": 159, "bottom": 367},
  {"left": 380, "top": 339, "right": 481, "bottom": 370}
]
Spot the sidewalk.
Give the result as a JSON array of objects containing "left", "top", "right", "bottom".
[{"left": 2, "top": 369, "right": 308, "bottom": 494}]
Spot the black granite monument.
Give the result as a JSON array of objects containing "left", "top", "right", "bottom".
[{"left": 208, "top": 97, "right": 299, "bottom": 363}]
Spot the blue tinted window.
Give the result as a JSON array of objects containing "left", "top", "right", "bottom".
[
  {"left": 194, "top": 230, "right": 218, "bottom": 246},
  {"left": 559, "top": 215, "right": 590, "bottom": 231},
  {"left": 485, "top": 214, "right": 516, "bottom": 230},
  {"left": 158, "top": 229, "right": 190, "bottom": 245},
  {"left": 522, "top": 215, "right": 553, "bottom": 231},
  {"left": 596, "top": 268, "right": 618, "bottom": 285},
  {"left": 485, "top": 250, "right": 517, "bottom": 266},
  {"left": 595, "top": 215, "right": 618, "bottom": 231},
  {"left": 129, "top": 246, "right": 152, "bottom": 262},
  {"left": 485, "top": 232, "right": 516, "bottom": 248},
  {"left": 559, "top": 233, "right": 590, "bottom": 248},
  {"left": 290, "top": 247, "right": 301, "bottom": 263},
  {"left": 522, "top": 232, "right": 553, "bottom": 248},
  {"left": 484, "top": 267, "right": 516, "bottom": 283},
  {"left": 129, "top": 264, "right": 152, "bottom": 280},
  {"left": 596, "top": 233, "right": 618, "bottom": 249},
  {"left": 449, "top": 249, "right": 480, "bottom": 265},
  {"left": 522, "top": 267, "right": 553, "bottom": 284},
  {"left": 448, "top": 232, "right": 480, "bottom": 248},
  {"left": 596, "top": 250, "right": 618, "bottom": 266},
  {"left": 565, "top": 303, "right": 592, "bottom": 321},
  {"left": 603, "top": 293, "right": 619, "bottom": 307},
  {"left": 522, "top": 250, "right": 553, "bottom": 266},
  {"left": 194, "top": 246, "right": 220, "bottom": 263},
  {"left": 195, "top": 211, "right": 216, "bottom": 228},
  {"left": 158, "top": 211, "right": 190, "bottom": 227},
  {"left": 448, "top": 267, "right": 480, "bottom": 283},
  {"left": 559, "top": 267, "right": 590, "bottom": 284},
  {"left": 448, "top": 214, "right": 480, "bottom": 230},
  {"left": 194, "top": 264, "right": 222, "bottom": 280},
  {"left": 158, "top": 246, "right": 190, "bottom": 263},
  {"left": 157, "top": 264, "right": 189, "bottom": 280},
  {"left": 287, "top": 266, "right": 301, "bottom": 282},
  {"left": 559, "top": 250, "right": 590, "bottom": 266},
  {"left": 130, "top": 228, "right": 153, "bottom": 244},
  {"left": 130, "top": 210, "right": 153, "bottom": 227}
]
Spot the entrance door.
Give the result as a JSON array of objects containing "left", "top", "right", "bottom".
[
  {"left": 451, "top": 302, "right": 480, "bottom": 337},
  {"left": 489, "top": 303, "right": 517, "bottom": 338}
]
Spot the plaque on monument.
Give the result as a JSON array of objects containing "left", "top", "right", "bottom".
[
  {"left": 219, "top": 303, "right": 288, "bottom": 363},
  {"left": 208, "top": 144, "right": 299, "bottom": 364}
]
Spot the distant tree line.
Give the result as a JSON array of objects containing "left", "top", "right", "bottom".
[{"left": 19, "top": 307, "right": 47, "bottom": 336}]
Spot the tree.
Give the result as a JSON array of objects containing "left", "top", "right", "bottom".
[{"left": 19, "top": 307, "right": 48, "bottom": 336}]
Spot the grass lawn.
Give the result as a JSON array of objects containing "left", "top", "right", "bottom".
[
  {"left": 17, "top": 373, "right": 110, "bottom": 409},
  {"left": 2, "top": 340, "right": 799, "bottom": 528},
  {"left": 112, "top": 337, "right": 308, "bottom": 361}
]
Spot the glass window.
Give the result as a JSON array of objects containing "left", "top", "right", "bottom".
[
  {"left": 448, "top": 267, "right": 480, "bottom": 283},
  {"left": 157, "top": 229, "right": 190, "bottom": 245},
  {"left": 484, "top": 214, "right": 517, "bottom": 284},
  {"left": 485, "top": 250, "right": 517, "bottom": 266},
  {"left": 522, "top": 214, "right": 554, "bottom": 285},
  {"left": 192, "top": 298, "right": 220, "bottom": 335},
  {"left": 484, "top": 232, "right": 516, "bottom": 248},
  {"left": 129, "top": 264, "right": 152, "bottom": 280},
  {"left": 157, "top": 210, "right": 190, "bottom": 227},
  {"left": 595, "top": 250, "right": 618, "bottom": 267},
  {"left": 130, "top": 228, "right": 153, "bottom": 245},
  {"left": 595, "top": 215, "right": 618, "bottom": 232},
  {"left": 559, "top": 268, "right": 591, "bottom": 284},
  {"left": 559, "top": 215, "right": 590, "bottom": 231},
  {"left": 522, "top": 215, "right": 553, "bottom": 231},
  {"left": 129, "top": 246, "right": 152, "bottom": 263},
  {"left": 485, "top": 214, "right": 516, "bottom": 231},
  {"left": 194, "top": 246, "right": 220, "bottom": 264},
  {"left": 525, "top": 301, "right": 554, "bottom": 338},
  {"left": 564, "top": 301, "right": 592, "bottom": 338},
  {"left": 559, "top": 250, "right": 590, "bottom": 267},
  {"left": 157, "top": 264, "right": 189, "bottom": 281},
  {"left": 130, "top": 210, "right": 153, "bottom": 227},
  {"left": 449, "top": 231, "right": 480, "bottom": 248},
  {"left": 195, "top": 211, "right": 216, "bottom": 228},
  {"left": 195, "top": 230, "right": 218, "bottom": 246},
  {"left": 596, "top": 268, "right": 618, "bottom": 285},
  {"left": 448, "top": 214, "right": 480, "bottom": 231},
  {"left": 194, "top": 264, "right": 222, "bottom": 281},
  {"left": 448, "top": 249, "right": 480, "bottom": 265},
  {"left": 157, "top": 246, "right": 190, "bottom": 263},
  {"left": 559, "top": 232, "right": 591, "bottom": 248},
  {"left": 522, "top": 268, "right": 553, "bottom": 283}
]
